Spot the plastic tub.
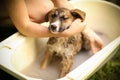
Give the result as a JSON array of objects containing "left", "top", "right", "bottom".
[{"left": 0, "top": 0, "right": 120, "bottom": 80}]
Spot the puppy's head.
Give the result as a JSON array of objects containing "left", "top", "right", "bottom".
[{"left": 46, "top": 8, "right": 86, "bottom": 34}]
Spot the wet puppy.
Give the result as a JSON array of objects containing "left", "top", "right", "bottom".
[{"left": 40, "top": 8, "right": 103, "bottom": 78}]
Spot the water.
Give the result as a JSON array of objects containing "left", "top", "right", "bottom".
[{"left": 21, "top": 32, "right": 111, "bottom": 80}]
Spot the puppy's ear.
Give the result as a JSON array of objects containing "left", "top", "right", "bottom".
[
  {"left": 71, "top": 9, "right": 86, "bottom": 22},
  {"left": 45, "top": 11, "right": 51, "bottom": 22},
  {"left": 45, "top": 8, "right": 57, "bottom": 22}
]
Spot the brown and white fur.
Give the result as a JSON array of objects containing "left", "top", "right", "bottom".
[{"left": 40, "top": 8, "right": 103, "bottom": 78}]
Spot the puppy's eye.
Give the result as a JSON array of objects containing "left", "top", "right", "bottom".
[
  {"left": 51, "top": 13, "right": 56, "bottom": 18},
  {"left": 61, "top": 15, "right": 69, "bottom": 20},
  {"left": 51, "top": 11, "right": 58, "bottom": 18}
]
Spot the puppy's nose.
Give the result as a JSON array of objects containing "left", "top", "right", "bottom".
[{"left": 50, "top": 24, "right": 57, "bottom": 30}]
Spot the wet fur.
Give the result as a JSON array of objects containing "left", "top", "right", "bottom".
[{"left": 40, "top": 8, "right": 103, "bottom": 78}]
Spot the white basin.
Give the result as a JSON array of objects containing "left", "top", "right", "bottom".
[{"left": 0, "top": 0, "right": 120, "bottom": 80}]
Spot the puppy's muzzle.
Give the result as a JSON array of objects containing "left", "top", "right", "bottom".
[
  {"left": 49, "top": 24, "right": 58, "bottom": 34},
  {"left": 50, "top": 24, "right": 57, "bottom": 31},
  {"left": 49, "top": 24, "right": 67, "bottom": 34}
]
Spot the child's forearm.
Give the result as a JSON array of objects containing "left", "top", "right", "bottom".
[{"left": 52, "top": 0, "right": 74, "bottom": 9}]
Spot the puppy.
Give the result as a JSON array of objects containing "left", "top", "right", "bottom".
[{"left": 40, "top": 8, "right": 103, "bottom": 78}]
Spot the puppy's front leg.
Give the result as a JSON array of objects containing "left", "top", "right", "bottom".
[
  {"left": 59, "top": 54, "right": 73, "bottom": 78},
  {"left": 40, "top": 48, "right": 51, "bottom": 69}
]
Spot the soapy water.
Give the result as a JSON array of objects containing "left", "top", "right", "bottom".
[{"left": 21, "top": 32, "right": 111, "bottom": 80}]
